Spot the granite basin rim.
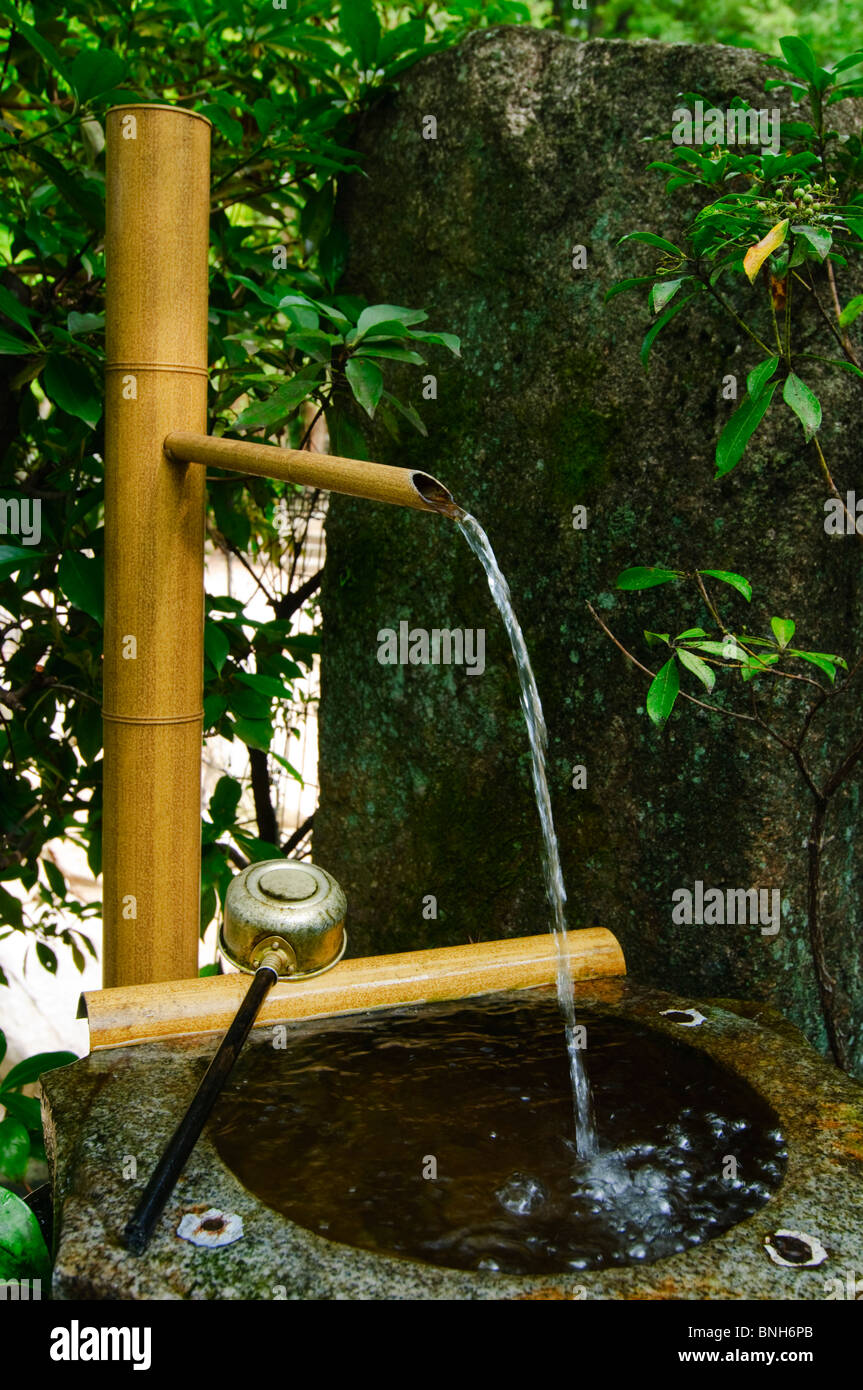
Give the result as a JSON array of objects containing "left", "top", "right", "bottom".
[{"left": 42, "top": 976, "right": 863, "bottom": 1300}]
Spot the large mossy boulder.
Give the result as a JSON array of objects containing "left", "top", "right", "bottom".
[{"left": 316, "top": 28, "right": 863, "bottom": 1074}]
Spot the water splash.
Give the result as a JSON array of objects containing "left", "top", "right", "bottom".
[{"left": 457, "top": 513, "right": 597, "bottom": 1158}]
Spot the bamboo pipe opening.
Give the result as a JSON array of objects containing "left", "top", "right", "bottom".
[
  {"left": 163, "top": 430, "right": 459, "bottom": 516},
  {"left": 411, "top": 470, "right": 465, "bottom": 518}
]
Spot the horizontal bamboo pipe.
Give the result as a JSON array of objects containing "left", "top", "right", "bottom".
[
  {"left": 164, "top": 431, "right": 459, "bottom": 515},
  {"left": 82, "top": 929, "right": 625, "bottom": 1050}
]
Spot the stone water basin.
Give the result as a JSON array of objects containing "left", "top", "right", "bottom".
[{"left": 44, "top": 977, "right": 863, "bottom": 1299}]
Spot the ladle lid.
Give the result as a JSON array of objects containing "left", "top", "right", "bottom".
[{"left": 220, "top": 859, "right": 347, "bottom": 978}]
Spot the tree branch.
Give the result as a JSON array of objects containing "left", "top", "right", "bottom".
[
  {"left": 274, "top": 567, "right": 323, "bottom": 623},
  {"left": 248, "top": 747, "right": 278, "bottom": 845},
  {"left": 282, "top": 813, "right": 314, "bottom": 857},
  {"left": 585, "top": 602, "right": 758, "bottom": 723}
]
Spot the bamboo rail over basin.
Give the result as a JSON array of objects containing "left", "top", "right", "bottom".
[{"left": 82, "top": 929, "right": 626, "bottom": 1050}]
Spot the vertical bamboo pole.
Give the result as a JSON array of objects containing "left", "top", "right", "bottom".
[{"left": 103, "top": 105, "right": 211, "bottom": 987}]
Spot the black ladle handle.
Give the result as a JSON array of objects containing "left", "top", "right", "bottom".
[{"left": 123, "top": 964, "right": 278, "bottom": 1254}]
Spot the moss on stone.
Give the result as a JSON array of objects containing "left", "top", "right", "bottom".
[{"left": 317, "top": 29, "right": 863, "bottom": 1076}]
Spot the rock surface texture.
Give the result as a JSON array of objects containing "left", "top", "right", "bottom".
[{"left": 316, "top": 29, "right": 863, "bottom": 1073}]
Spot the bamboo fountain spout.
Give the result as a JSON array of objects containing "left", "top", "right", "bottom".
[{"left": 102, "top": 103, "right": 454, "bottom": 989}]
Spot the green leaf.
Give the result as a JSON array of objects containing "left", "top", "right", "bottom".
[
  {"left": 208, "top": 775, "right": 241, "bottom": 830},
  {"left": 234, "top": 672, "right": 290, "bottom": 700},
  {"left": 232, "top": 831, "right": 282, "bottom": 862},
  {"left": 27, "top": 146, "right": 104, "bottom": 229},
  {"left": 0, "top": 1118, "right": 30, "bottom": 1182},
  {"left": 0, "top": 885, "right": 23, "bottom": 930},
  {"left": 299, "top": 181, "right": 334, "bottom": 252},
  {"left": 203, "top": 694, "right": 228, "bottom": 729},
  {"left": 0, "top": 1050, "right": 76, "bottom": 1092},
  {"left": 646, "top": 657, "right": 680, "bottom": 727},
  {"left": 381, "top": 391, "right": 426, "bottom": 438},
  {"left": 252, "top": 98, "right": 277, "bottom": 134},
  {"left": 643, "top": 630, "right": 670, "bottom": 647},
  {"left": 604, "top": 277, "right": 659, "bottom": 303},
  {"left": 35, "top": 942, "right": 57, "bottom": 975},
  {"left": 0, "top": 286, "right": 38, "bottom": 339},
  {"left": 340, "top": 0, "right": 381, "bottom": 69},
  {"left": 838, "top": 295, "right": 863, "bottom": 328},
  {"left": 0, "top": 329, "right": 34, "bottom": 355},
  {"left": 345, "top": 357, "right": 383, "bottom": 417},
  {"left": 799, "top": 355, "right": 863, "bottom": 380},
  {"left": 779, "top": 121, "right": 818, "bottom": 140},
  {"left": 270, "top": 751, "right": 303, "bottom": 782},
  {"left": 618, "top": 231, "right": 684, "bottom": 259},
  {"left": 352, "top": 346, "right": 424, "bottom": 365},
  {"left": 0, "top": 1187, "right": 51, "bottom": 1282},
  {"left": 404, "top": 329, "right": 461, "bottom": 356},
  {"left": 786, "top": 649, "right": 845, "bottom": 680},
  {"left": 204, "top": 621, "right": 230, "bottom": 675},
  {"left": 783, "top": 372, "right": 821, "bottom": 441},
  {"left": 67, "top": 312, "right": 104, "bottom": 336},
  {"left": 792, "top": 224, "right": 832, "bottom": 261},
  {"left": 715, "top": 380, "right": 778, "bottom": 477},
  {"left": 377, "top": 16, "right": 426, "bottom": 62},
  {"left": 640, "top": 293, "right": 697, "bottom": 369},
  {"left": 616, "top": 566, "right": 681, "bottom": 590},
  {"left": 0, "top": 1092, "right": 41, "bottom": 1130},
  {"left": 230, "top": 716, "right": 273, "bottom": 752},
  {"left": 0, "top": 545, "right": 47, "bottom": 578},
  {"left": 698, "top": 570, "right": 752, "bottom": 602},
  {"left": 746, "top": 357, "right": 779, "bottom": 400},
  {"left": 228, "top": 684, "right": 271, "bottom": 721},
  {"left": 764, "top": 78, "right": 808, "bottom": 101},
  {"left": 0, "top": 0, "right": 70, "bottom": 86},
  {"left": 827, "top": 83, "right": 863, "bottom": 104},
  {"left": 42, "top": 354, "right": 101, "bottom": 427},
  {"left": 68, "top": 49, "right": 126, "bottom": 104},
  {"left": 71, "top": 697, "right": 101, "bottom": 764},
  {"left": 795, "top": 654, "right": 834, "bottom": 679},
  {"left": 770, "top": 616, "right": 796, "bottom": 648},
  {"left": 283, "top": 329, "right": 337, "bottom": 362},
  {"left": 676, "top": 628, "right": 708, "bottom": 640},
  {"left": 648, "top": 277, "right": 687, "bottom": 313},
  {"left": 676, "top": 646, "right": 715, "bottom": 692},
  {"left": 681, "top": 639, "right": 749, "bottom": 661},
  {"left": 779, "top": 36, "right": 823, "bottom": 88},
  {"left": 740, "top": 653, "right": 781, "bottom": 682},
  {"left": 355, "top": 304, "right": 428, "bottom": 336},
  {"left": 832, "top": 50, "right": 863, "bottom": 75},
  {"left": 199, "top": 104, "right": 244, "bottom": 146},
  {"left": 233, "top": 372, "right": 321, "bottom": 431},
  {"left": 795, "top": 649, "right": 846, "bottom": 670},
  {"left": 57, "top": 552, "right": 104, "bottom": 624}
]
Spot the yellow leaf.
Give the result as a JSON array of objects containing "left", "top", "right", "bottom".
[{"left": 743, "top": 219, "right": 789, "bottom": 283}]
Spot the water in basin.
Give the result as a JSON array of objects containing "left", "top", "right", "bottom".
[{"left": 212, "top": 992, "right": 787, "bottom": 1275}]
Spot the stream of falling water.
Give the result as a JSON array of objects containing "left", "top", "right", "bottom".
[{"left": 457, "top": 513, "right": 598, "bottom": 1158}]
